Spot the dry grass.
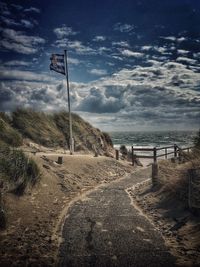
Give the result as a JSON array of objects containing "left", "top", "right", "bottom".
[
  {"left": 0, "top": 141, "right": 40, "bottom": 195},
  {"left": 0, "top": 115, "right": 22, "bottom": 147},
  {"left": 10, "top": 108, "right": 113, "bottom": 154},
  {"left": 158, "top": 150, "right": 200, "bottom": 207}
]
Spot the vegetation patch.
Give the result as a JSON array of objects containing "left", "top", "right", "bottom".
[
  {"left": 0, "top": 141, "right": 40, "bottom": 195},
  {"left": 0, "top": 114, "right": 22, "bottom": 147},
  {"left": 12, "top": 109, "right": 65, "bottom": 147}
]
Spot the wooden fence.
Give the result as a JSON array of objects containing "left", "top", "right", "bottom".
[{"left": 131, "top": 144, "right": 194, "bottom": 165}]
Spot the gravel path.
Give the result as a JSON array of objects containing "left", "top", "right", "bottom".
[{"left": 59, "top": 167, "right": 176, "bottom": 267}]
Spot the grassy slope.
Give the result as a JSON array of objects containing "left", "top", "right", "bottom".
[
  {"left": 11, "top": 109, "right": 113, "bottom": 153},
  {"left": 0, "top": 113, "right": 22, "bottom": 147}
]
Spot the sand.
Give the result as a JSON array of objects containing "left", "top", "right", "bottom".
[
  {"left": 0, "top": 152, "right": 133, "bottom": 266},
  {"left": 128, "top": 179, "right": 200, "bottom": 267}
]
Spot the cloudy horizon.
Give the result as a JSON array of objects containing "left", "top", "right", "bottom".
[{"left": 0, "top": 0, "right": 200, "bottom": 131}]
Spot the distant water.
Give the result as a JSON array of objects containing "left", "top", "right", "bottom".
[{"left": 109, "top": 131, "right": 196, "bottom": 149}]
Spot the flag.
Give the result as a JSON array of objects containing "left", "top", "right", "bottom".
[{"left": 50, "top": 54, "right": 65, "bottom": 75}]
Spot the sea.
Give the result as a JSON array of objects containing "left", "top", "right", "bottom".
[
  {"left": 109, "top": 131, "right": 197, "bottom": 148},
  {"left": 109, "top": 131, "right": 197, "bottom": 161}
]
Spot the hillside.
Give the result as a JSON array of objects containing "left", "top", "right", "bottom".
[
  {"left": 0, "top": 109, "right": 133, "bottom": 266},
  {"left": 0, "top": 109, "right": 113, "bottom": 155},
  {"left": 0, "top": 153, "right": 133, "bottom": 266}
]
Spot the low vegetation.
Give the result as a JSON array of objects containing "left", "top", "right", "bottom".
[
  {"left": 0, "top": 140, "right": 40, "bottom": 228},
  {"left": 12, "top": 109, "right": 65, "bottom": 147},
  {"left": 0, "top": 113, "right": 22, "bottom": 147},
  {"left": 157, "top": 130, "right": 200, "bottom": 209},
  {"left": 10, "top": 108, "right": 113, "bottom": 153},
  {"left": 0, "top": 141, "right": 40, "bottom": 195}
]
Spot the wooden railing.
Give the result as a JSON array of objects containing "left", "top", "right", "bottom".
[{"left": 131, "top": 144, "right": 194, "bottom": 165}]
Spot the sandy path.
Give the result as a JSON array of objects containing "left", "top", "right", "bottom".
[{"left": 58, "top": 167, "right": 176, "bottom": 267}]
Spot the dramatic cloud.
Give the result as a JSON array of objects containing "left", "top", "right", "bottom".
[
  {"left": 76, "top": 87, "right": 125, "bottom": 113},
  {"left": 0, "top": 68, "right": 56, "bottom": 82},
  {"left": 1, "top": 0, "right": 200, "bottom": 130},
  {"left": 0, "top": 28, "right": 45, "bottom": 54}
]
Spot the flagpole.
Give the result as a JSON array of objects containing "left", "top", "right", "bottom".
[{"left": 64, "top": 49, "right": 74, "bottom": 155}]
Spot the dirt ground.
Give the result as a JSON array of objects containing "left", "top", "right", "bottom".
[
  {"left": 127, "top": 178, "right": 200, "bottom": 267},
  {"left": 0, "top": 152, "right": 133, "bottom": 267}
]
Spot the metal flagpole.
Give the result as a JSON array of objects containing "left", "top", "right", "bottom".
[{"left": 64, "top": 49, "right": 74, "bottom": 155}]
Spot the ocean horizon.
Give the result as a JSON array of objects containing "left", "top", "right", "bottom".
[{"left": 109, "top": 130, "right": 197, "bottom": 149}]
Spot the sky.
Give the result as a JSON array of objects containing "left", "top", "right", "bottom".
[{"left": 0, "top": 0, "right": 200, "bottom": 131}]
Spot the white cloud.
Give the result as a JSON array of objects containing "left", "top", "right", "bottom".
[
  {"left": 93, "top": 36, "right": 106, "bottom": 42},
  {"left": 0, "top": 16, "right": 20, "bottom": 26},
  {"left": 67, "top": 40, "right": 95, "bottom": 55},
  {"left": 177, "top": 49, "right": 189, "bottom": 55},
  {"left": 161, "top": 36, "right": 187, "bottom": 43},
  {"left": 0, "top": 16, "right": 35, "bottom": 28},
  {"left": 177, "top": 37, "right": 187, "bottom": 42},
  {"left": 54, "top": 38, "right": 68, "bottom": 48},
  {"left": 176, "top": 57, "right": 197, "bottom": 65},
  {"left": 0, "top": 68, "right": 56, "bottom": 83},
  {"left": 4, "top": 60, "right": 31, "bottom": 66},
  {"left": 114, "top": 23, "right": 135, "bottom": 33},
  {"left": 1, "top": 59, "right": 199, "bottom": 130},
  {"left": 11, "top": 4, "right": 23, "bottom": 10},
  {"left": 24, "top": 7, "right": 40, "bottom": 13},
  {"left": 68, "top": 57, "right": 80, "bottom": 65},
  {"left": 121, "top": 49, "right": 144, "bottom": 58},
  {"left": 112, "top": 41, "right": 130, "bottom": 47},
  {"left": 193, "top": 52, "right": 200, "bottom": 59},
  {"left": 21, "top": 19, "right": 34, "bottom": 28},
  {"left": 153, "top": 46, "right": 168, "bottom": 53},
  {"left": 0, "top": 28, "right": 45, "bottom": 54},
  {"left": 89, "top": 69, "right": 107, "bottom": 76},
  {"left": 161, "top": 36, "right": 176, "bottom": 41},
  {"left": 53, "top": 25, "right": 78, "bottom": 39},
  {"left": 141, "top": 45, "right": 152, "bottom": 51}
]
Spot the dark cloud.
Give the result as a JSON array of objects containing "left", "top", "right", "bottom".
[{"left": 76, "top": 87, "right": 125, "bottom": 113}]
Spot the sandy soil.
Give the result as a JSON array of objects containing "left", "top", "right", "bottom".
[
  {"left": 0, "top": 152, "right": 133, "bottom": 267},
  {"left": 127, "top": 179, "right": 200, "bottom": 267}
]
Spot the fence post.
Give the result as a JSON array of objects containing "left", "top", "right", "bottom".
[
  {"left": 188, "top": 170, "right": 192, "bottom": 209},
  {"left": 57, "top": 156, "right": 63, "bottom": 164},
  {"left": 153, "top": 147, "right": 157, "bottom": 163},
  {"left": 116, "top": 149, "right": 119, "bottom": 160},
  {"left": 132, "top": 146, "right": 134, "bottom": 166},
  {"left": 174, "top": 144, "right": 177, "bottom": 158},
  {"left": 165, "top": 148, "right": 167, "bottom": 159},
  {"left": 152, "top": 162, "right": 158, "bottom": 186}
]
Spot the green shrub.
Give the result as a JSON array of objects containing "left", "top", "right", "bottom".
[{"left": 0, "top": 141, "right": 40, "bottom": 195}]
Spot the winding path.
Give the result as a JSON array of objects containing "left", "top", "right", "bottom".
[{"left": 59, "top": 168, "right": 176, "bottom": 267}]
